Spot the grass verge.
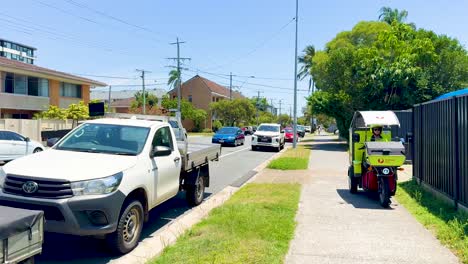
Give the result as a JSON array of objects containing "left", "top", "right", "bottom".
[
  {"left": 267, "top": 146, "right": 310, "bottom": 170},
  {"left": 187, "top": 132, "right": 214, "bottom": 137},
  {"left": 396, "top": 180, "right": 468, "bottom": 263},
  {"left": 150, "top": 183, "right": 301, "bottom": 264}
]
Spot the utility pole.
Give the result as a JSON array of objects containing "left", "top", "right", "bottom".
[
  {"left": 230, "top": 72, "right": 232, "bottom": 100},
  {"left": 256, "top": 91, "right": 263, "bottom": 125},
  {"left": 168, "top": 37, "right": 190, "bottom": 122},
  {"left": 107, "top": 85, "right": 112, "bottom": 112},
  {"left": 292, "top": 0, "right": 299, "bottom": 148},
  {"left": 136, "top": 69, "right": 151, "bottom": 115},
  {"left": 270, "top": 99, "right": 274, "bottom": 115},
  {"left": 278, "top": 99, "right": 283, "bottom": 116}
]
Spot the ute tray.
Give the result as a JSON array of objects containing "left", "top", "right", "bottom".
[{"left": 365, "top": 141, "right": 405, "bottom": 156}]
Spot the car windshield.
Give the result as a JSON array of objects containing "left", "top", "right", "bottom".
[
  {"left": 217, "top": 127, "right": 237, "bottom": 134},
  {"left": 257, "top": 125, "right": 279, "bottom": 132},
  {"left": 55, "top": 123, "right": 150, "bottom": 155},
  {"left": 285, "top": 128, "right": 293, "bottom": 132}
]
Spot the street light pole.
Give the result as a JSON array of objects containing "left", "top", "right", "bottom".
[{"left": 292, "top": 0, "right": 299, "bottom": 149}]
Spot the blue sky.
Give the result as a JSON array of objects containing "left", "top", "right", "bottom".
[{"left": 1, "top": 0, "right": 467, "bottom": 115}]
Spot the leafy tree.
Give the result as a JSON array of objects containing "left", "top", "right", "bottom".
[
  {"left": 167, "top": 69, "right": 181, "bottom": 89},
  {"left": 316, "top": 114, "right": 335, "bottom": 129},
  {"left": 34, "top": 105, "right": 67, "bottom": 120},
  {"left": 66, "top": 101, "right": 89, "bottom": 120},
  {"left": 379, "top": 7, "right": 408, "bottom": 24},
  {"left": 131, "top": 91, "right": 158, "bottom": 110},
  {"left": 307, "top": 17, "right": 468, "bottom": 138},
  {"left": 297, "top": 117, "right": 307, "bottom": 125},
  {"left": 161, "top": 97, "right": 207, "bottom": 130},
  {"left": 212, "top": 120, "right": 223, "bottom": 132},
  {"left": 258, "top": 111, "right": 275, "bottom": 124},
  {"left": 210, "top": 98, "right": 255, "bottom": 126},
  {"left": 250, "top": 97, "right": 269, "bottom": 112},
  {"left": 276, "top": 114, "right": 291, "bottom": 127}
]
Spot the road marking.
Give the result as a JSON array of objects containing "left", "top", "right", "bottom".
[{"left": 220, "top": 147, "right": 250, "bottom": 159}]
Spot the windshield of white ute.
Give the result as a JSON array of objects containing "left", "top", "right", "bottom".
[
  {"left": 257, "top": 125, "right": 280, "bottom": 132},
  {"left": 55, "top": 123, "right": 150, "bottom": 155}
]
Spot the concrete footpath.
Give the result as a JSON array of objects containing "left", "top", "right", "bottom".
[{"left": 285, "top": 136, "right": 459, "bottom": 264}]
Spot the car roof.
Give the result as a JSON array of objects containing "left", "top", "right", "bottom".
[
  {"left": 220, "top": 126, "right": 239, "bottom": 129},
  {"left": 85, "top": 118, "right": 164, "bottom": 128}
]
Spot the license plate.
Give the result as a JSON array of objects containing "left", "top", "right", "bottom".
[{"left": 219, "top": 139, "right": 224, "bottom": 143}]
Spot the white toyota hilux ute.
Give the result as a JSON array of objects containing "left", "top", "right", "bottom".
[
  {"left": 251, "top": 123, "right": 285, "bottom": 152},
  {"left": 0, "top": 114, "right": 221, "bottom": 254}
]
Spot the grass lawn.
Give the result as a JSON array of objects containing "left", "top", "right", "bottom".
[
  {"left": 150, "top": 183, "right": 301, "bottom": 264},
  {"left": 267, "top": 146, "right": 310, "bottom": 170},
  {"left": 396, "top": 180, "right": 468, "bottom": 263}
]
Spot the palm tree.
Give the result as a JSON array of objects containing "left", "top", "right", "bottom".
[
  {"left": 167, "top": 69, "right": 181, "bottom": 89},
  {"left": 379, "top": 7, "right": 408, "bottom": 24},
  {"left": 297, "top": 45, "right": 315, "bottom": 81},
  {"left": 297, "top": 45, "right": 316, "bottom": 92}
]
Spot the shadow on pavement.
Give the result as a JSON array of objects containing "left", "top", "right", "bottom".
[
  {"left": 336, "top": 189, "right": 393, "bottom": 210},
  {"left": 36, "top": 192, "right": 212, "bottom": 264}
]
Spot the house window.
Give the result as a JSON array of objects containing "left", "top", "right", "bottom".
[
  {"left": 3, "top": 73, "right": 49, "bottom": 97},
  {"left": 14, "top": 75, "right": 27, "bottom": 95},
  {"left": 60, "top": 82, "right": 82, "bottom": 98},
  {"left": 28, "top": 77, "right": 49, "bottom": 97},
  {"left": 188, "top": 95, "right": 192, "bottom": 102},
  {"left": 5, "top": 73, "right": 14, "bottom": 93}
]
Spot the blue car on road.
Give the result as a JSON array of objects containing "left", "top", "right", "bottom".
[{"left": 212, "top": 127, "right": 245, "bottom": 146}]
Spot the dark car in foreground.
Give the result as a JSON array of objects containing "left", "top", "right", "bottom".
[{"left": 212, "top": 127, "right": 245, "bottom": 146}]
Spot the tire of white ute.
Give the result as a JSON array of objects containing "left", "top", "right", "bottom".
[
  {"left": 106, "top": 200, "right": 144, "bottom": 254},
  {"left": 186, "top": 176, "right": 205, "bottom": 206}
]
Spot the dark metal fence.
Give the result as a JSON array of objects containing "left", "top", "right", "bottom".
[
  {"left": 413, "top": 95, "right": 468, "bottom": 208},
  {"left": 392, "top": 110, "right": 413, "bottom": 162}
]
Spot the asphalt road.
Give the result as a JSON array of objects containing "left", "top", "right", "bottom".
[{"left": 36, "top": 135, "right": 277, "bottom": 264}]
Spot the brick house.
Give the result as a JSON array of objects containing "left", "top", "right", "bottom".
[{"left": 168, "top": 75, "right": 244, "bottom": 131}]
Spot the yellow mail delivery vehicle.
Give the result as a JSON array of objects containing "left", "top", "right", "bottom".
[{"left": 348, "top": 111, "right": 406, "bottom": 208}]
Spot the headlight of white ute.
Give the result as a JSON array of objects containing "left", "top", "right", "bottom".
[{"left": 71, "top": 172, "right": 123, "bottom": 196}]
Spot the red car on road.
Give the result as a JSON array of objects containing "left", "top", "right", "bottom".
[{"left": 284, "top": 127, "right": 298, "bottom": 142}]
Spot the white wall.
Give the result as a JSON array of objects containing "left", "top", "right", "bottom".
[{"left": 0, "top": 119, "right": 73, "bottom": 141}]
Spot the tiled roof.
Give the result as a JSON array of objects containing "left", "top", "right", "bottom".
[
  {"left": 170, "top": 75, "right": 244, "bottom": 98},
  {"left": 0, "top": 57, "right": 106, "bottom": 86}
]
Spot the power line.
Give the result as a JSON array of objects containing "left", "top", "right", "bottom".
[
  {"left": 71, "top": 73, "right": 170, "bottom": 81},
  {"left": 63, "top": 0, "right": 173, "bottom": 42},
  {"left": 0, "top": 15, "right": 149, "bottom": 56},
  {"left": 185, "top": 68, "right": 308, "bottom": 91},
  {"left": 205, "top": 17, "right": 296, "bottom": 70}
]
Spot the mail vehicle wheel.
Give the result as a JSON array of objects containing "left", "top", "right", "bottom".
[
  {"left": 379, "top": 177, "right": 391, "bottom": 208},
  {"left": 107, "top": 200, "right": 144, "bottom": 254},
  {"left": 348, "top": 166, "right": 358, "bottom": 194}
]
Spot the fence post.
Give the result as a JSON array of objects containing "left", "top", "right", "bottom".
[
  {"left": 419, "top": 105, "right": 424, "bottom": 184},
  {"left": 454, "top": 97, "right": 460, "bottom": 210}
]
